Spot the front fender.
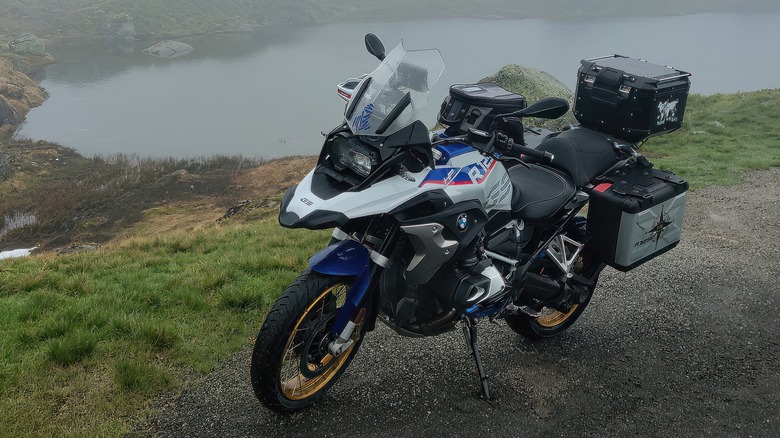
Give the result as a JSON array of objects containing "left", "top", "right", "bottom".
[
  {"left": 310, "top": 240, "right": 371, "bottom": 335},
  {"left": 309, "top": 239, "right": 369, "bottom": 276}
]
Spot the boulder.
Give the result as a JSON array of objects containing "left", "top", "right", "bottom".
[
  {"left": 0, "top": 83, "right": 25, "bottom": 100},
  {"left": 56, "top": 243, "right": 100, "bottom": 255},
  {"left": 218, "top": 200, "right": 253, "bottom": 222},
  {"left": 142, "top": 41, "right": 193, "bottom": 59},
  {"left": 10, "top": 53, "right": 55, "bottom": 76},
  {"left": 105, "top": 13, "right": 136, "bottom": 42},
  {"left": 480, "top": 64, "right": 576, "bottom": 131},
  {"left": 8, "top": 33, "right": 46, "bottom": 56}
]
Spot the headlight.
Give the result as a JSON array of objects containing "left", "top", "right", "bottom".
[{"left": 330, "top": 135, "right": 379, "bottom": 178}]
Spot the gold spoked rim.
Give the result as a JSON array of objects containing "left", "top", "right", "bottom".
[
  {"left": 278, "top": 284, "right": 364, "bottom": 400},
  {"left": 535, "top": 304, "right": 579, "bottom": 328}
]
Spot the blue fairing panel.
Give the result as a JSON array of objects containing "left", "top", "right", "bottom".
[{"left": 309, "top": 240, "right": 372, "bottom": 335}]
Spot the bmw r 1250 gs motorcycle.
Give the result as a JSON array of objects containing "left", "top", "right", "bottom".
[{"left": 251, "top": 34, "right": 691, "bottom": 412}]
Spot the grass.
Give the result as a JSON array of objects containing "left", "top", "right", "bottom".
[
  {"left": 641, "top": 90, "right": 780, "bottom": 189},
  {"left": 0, "top": 217, "right": 330, "bottom": 436}
]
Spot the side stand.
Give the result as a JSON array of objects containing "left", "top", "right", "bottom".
[{"left": 462, "top": 317, "right": 491, "bottom": 402}]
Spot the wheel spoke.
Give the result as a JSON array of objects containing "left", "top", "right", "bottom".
[{"left": 536, "top": 304, "right": 579, "bottom": 328}]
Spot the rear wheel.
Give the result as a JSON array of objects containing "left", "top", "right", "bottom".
[
  {"left": 505, "top": 251, "right": 600, "bottom": 341},
  {"left": 505, "top": 294, "right": 593, "bottom": 341},
  {"left": 251, "top": 271, "right": 367, "bottom": 412}
]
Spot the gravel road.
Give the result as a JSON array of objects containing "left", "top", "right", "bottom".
[{"left": 134, "top": 168, "right": 780, "bottom": 437}]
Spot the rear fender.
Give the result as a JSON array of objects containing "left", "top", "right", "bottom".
[{"left": 309, "top": 240, "right": 371, "bottom": 335}]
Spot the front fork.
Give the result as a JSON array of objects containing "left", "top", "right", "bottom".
[{"left": 308, "top": 225, "right": 394, "bottom": 356}]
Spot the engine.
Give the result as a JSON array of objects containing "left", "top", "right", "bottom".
[{"left": 378, "top": 228, "right": 506, "bottom": 335}]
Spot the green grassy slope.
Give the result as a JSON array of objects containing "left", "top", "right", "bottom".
[
  {"left": 643, "top": 90, "right": 780, "bottom": 188},
  {"left": 0, "top": 219, "right": 329, "bottom": 436}
]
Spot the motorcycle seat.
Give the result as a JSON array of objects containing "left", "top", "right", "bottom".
[
  {"left": 535, "top": 127, "right": 621, "bottom": 187},
  {"left": 509, "top": 163, "right": 575, "bottom": 223}
]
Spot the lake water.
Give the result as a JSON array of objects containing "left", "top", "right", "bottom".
[{"left": 15, "top": 13, "right": 780, "bottom": 159}]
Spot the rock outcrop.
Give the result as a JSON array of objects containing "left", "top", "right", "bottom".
[
  {"left": 480, "top": 64, "right": 576, "bottom": 131},
  {"left": 0, "top": 97, "right": 15, "bottom": 127},
  {"left": 142, "top": 41, "right": 193, "bottom": 59},
  {"left": 105, "top": 13, "right": 136, "bottom": 42},
  {"left": 0, "top": 56, "right": 50, "bottom": 136},
  {"left": 0, "top": 83, "right": 24, "bottom": 99},
  {"left": 8, "top": 33, "right": 46, "bottom": 56}
]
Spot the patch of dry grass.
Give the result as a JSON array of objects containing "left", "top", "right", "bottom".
[{"left": 233, "top": 155, "right": 316, "bottom": 199}]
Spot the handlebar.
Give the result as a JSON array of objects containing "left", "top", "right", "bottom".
[
  {"left": 494, "top": 132, "right": 554, "bottom": 164},
  {"left": 459, "top": 128, "right": 554, "bottom": 163}
]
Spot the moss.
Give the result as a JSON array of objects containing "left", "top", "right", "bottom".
[{"left": 480, "top": 64, "right": 577, "bottom": 130}]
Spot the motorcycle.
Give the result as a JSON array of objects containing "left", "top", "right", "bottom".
[{"left": 251, "top": 34, "right": 690, "bottom": 412}]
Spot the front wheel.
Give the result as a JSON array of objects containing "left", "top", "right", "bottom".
[{"left": 250, "top": 271, "right": 367, "bottom": 412}]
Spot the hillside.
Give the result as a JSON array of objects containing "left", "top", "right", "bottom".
[{"left": 1, "top": 0, "right": 778, "bottom": 44}]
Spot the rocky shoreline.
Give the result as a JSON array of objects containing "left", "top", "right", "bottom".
[
  {"left": 0, "top": 35, "right": 56, "bottom": 242},
  {"left": 0, "top": 32, "right": 258, "bottom": 253},
  {"left": 0, "top": 35, "right": 52, "bottom": 137}
]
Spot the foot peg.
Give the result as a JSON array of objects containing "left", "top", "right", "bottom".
[{"left": 505, "top": 303, "right": 541, "bottom": 318}]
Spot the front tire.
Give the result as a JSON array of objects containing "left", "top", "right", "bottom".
[{"left": 251, "top": 271, "right": 367, "bottom": 412}]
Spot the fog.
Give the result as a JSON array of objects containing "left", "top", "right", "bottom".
[{"left": 2, "top": 0, "right": 779, "bottom": 42}]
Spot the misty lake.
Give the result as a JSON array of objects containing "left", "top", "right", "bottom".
[{"left": 14, "top": 12, "right": 780, "bottom": 159}]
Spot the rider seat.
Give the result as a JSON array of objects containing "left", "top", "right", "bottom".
[
  {"left": 508, "top": 164, "right": 575, "bottom": 223},
  {"left": 535, "top": 127, "right": 621, "bottom": 187}
]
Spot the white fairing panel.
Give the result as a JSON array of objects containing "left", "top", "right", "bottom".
[
  {"left": 285, "top": 167, "right": 432, "bottom": 220},
  {"left": 283, "top": 146, "right": 513, "bottom": 223}
]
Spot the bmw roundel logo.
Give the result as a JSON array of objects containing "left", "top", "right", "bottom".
[{"left": 457, "top": 213, "right": 469, "bottom": 231}]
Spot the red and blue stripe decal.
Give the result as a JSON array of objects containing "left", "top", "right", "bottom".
[{"left": 419, "top": 157, "right": 497, "bottom": 187}]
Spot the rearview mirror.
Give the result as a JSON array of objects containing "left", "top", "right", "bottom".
[
  {"left": 514, "top": 97, "right": 570, "bottom": 120},
  {"left": 365, "top": 33, "right": 386, "bottom": 61}
]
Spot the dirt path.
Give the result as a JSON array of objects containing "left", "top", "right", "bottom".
[{"left": 134, "top": 169, "right": 780, "bottom": 437}]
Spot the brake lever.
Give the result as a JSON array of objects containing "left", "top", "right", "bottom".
[
  {"left": 431, "top": 135, "right": 467, "bottom": 146},
  {"left": 466, "top": 128, "right": 497, "bottom": 155}
]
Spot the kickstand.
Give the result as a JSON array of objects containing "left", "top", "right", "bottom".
[{"left": 462, "top": 317, "right": 491, "bottom": 403}]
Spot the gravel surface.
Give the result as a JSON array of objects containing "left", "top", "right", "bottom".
[{"left": 133, "top": 168, "right": 780, "bottom": 437}]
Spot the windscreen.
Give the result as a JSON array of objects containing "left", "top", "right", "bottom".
[{"left": 345, "top": 41, "right": 445, "bottom": 137}]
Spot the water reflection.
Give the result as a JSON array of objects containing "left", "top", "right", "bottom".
[{"left": 43, "top": 27, "right": 312, "bottom": 88}]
